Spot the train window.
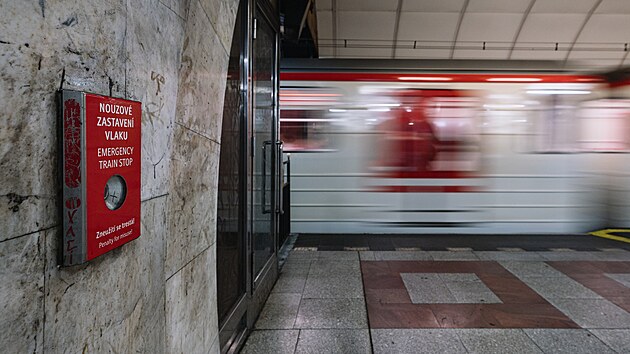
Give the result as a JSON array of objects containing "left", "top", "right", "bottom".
[
  {"left": 279, "top": 87, "right": 341, "bottom": 152},
  {"left": 280, "top": 109, "right": 334, "bottom": 152},
  {"left": 371, "top": 92, "right": 481, "bottom": 175},
  {"left": 578, "top": 99, "right": 630, "bottom": 152}
]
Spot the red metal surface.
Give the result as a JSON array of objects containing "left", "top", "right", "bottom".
[
  {"left": 281, "top": 72, "right": 604, "bottom": 83},
  {"left": 84, "top": 94, "right": 141, "bottom": 261}
]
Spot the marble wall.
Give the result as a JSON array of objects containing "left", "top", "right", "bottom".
[{"left": 0, "top": 0, "right": 239, "bottom": 352}]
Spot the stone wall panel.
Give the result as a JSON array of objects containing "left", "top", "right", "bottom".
[
  {"left": 0, "top": 0, "right": 128, "bottom": 240},
  {"left": 0, "top": 233, "right": 45, "bottom": 353},
  {"left": 126, "top": 0, "right": 186, "bottom": 200},
  {"left": 166, "top": 125, "right": 219, "bottom": 277},
  {"left": 174, "top": 0, "right": 229, "bottom": 142},
  {"left": 44, "top": 197, "right": 167, "bottom": 353},
  {"left": 166, "top": 245, "right": 219, "bottom": 354},
  {"left": 199, "top": 0, "right": 240, "bottom": 54}
]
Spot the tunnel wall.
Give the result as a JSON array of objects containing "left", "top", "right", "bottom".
[{"left": 0, "top": 0, "right": 238, "bottom": 352}]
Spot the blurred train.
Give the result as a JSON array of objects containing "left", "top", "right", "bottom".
[{"left": 280, "top": 59, "right": 630, "bottom": 234}]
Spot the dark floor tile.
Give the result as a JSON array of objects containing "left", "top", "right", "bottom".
[
  {"left": 490, "top": 304, "right": 580, "bottom": 329},
  {"left": 362, "top": 272, "right": 405, "bottom": 290},
  {"left": 430, "top": 304, "right": 501, "bottom": 328},
  {"left": 607, "top": 296, "right": 630, "bottom": 312},
  {"left": 479, "top": 275, "right": 548, "bottom": 304},
  {"left": 365, "top": 288, "right": 412, "bottom": 304},
  {"left": 367, "top": 303, "right": 440, "bottom": 329}
]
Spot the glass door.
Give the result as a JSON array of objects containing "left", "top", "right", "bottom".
[{"left": 251, "top": 5, "right": 278, "bottom": 282}]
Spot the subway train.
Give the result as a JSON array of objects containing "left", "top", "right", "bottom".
[{"left": 279, "top": 59, "right": 630, "bottom": 234}]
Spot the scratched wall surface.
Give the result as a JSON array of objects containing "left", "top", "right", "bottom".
[{"left": 0, "top": 0, "right": 239, "bottom": 352}]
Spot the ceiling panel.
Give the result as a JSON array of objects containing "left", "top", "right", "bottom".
[
  {"left": 402, "top": 0, "right": 466, "bottom": 12},
  {"left": 568, "top": 46, "right": 625, "bottom": 60},
  {"left": 317, "top": 0, "right": 332, "bottom": 11},
  {"left": 572, "top": 59, "right": 621, "bottom": 69},
  {"left": 596, "top": 0, "right": 630, "bottom": 14},
  {"left": 318, "top": 46, "right": 334, "bottom": 58},
  {"left": 466, "top": 0, "right": 531, "bottom": 13},
  {"left": 517, "top": 14, "right": 586, "bottom": 43},
  {"left": 457, "top": 13, "right": 522, "bottom": 42},
  {"left": 510, "top": 50, "right": 568, "bottom": 60},
  {"left": 452, "top": 49, "right": 510, "bottom": 59},
  {"left": 395, "top": 48, "right": 451, "bottom": 59},
  {"left": 576, "top": 14, "right": 630, "bottom": 43},
  {"left": 337, "top": 0, "right": 398, "bottom": 11},
  {"left": 337, "top": 11, "right": 396, "bottom": 40},
  {"left": 531, "top": 0, "right": 596, "bottom": 14},
  {"left": 336, "top": 47, "right": 392, "bottom": 58},
  {"left": 397, "top": 12, "right": 459, "bottom": 41},
  {"left": 317, "top": 10, "right": 333, "bottom": 40}
]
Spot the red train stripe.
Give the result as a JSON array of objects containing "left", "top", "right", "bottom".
[{"left": 281, "top": 72, "right": 604, "bottom": 83}]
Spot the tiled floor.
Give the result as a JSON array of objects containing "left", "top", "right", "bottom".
[{"left": 241, "top": 248, "right": 630, "bottom": 353}]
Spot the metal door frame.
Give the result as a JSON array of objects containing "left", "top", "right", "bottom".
[{"left": 219, "top": 1, "right": 280, "bottom": 352}]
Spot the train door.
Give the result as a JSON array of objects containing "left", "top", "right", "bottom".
[{"left": 217, "top": 1, "right": 281, "bottom": 352}]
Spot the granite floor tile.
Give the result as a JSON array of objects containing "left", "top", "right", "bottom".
[
  {"left": 589, "top": 329, "right": 630, "bottom": 353},
  {"left": 538, "top": 251, "right": 601, "bottom": 261},
  {"left": 593, "top": 250, "right": 630, "bottom": 261},
  {"left": 295, "top": 329, "right": 370, "bottom": 354},
  {"left": 308, "top": 260, "right": 361, "bottom": 277},
  {"left": 255, "top": 293, "right": 302, "bottom": 330},
  {"left": 359, "top": 251, "right": 376, "bottom": 261},
  {"left": 294, "top": 298, "right": 367, "bottom": 329},
  {"left": 456, "top": 329, "right": 543, "bottom": 354},
  {"left": 547, "top": 298, "right": 630, "bottom": 328},
  {"left": 400, "top": 273, "right": 456, "bottom": 303},
  {"left": 302, "top": 274, "right": 364, "bottom": 299},
  {"left": 429, "top": 251, "right": 480, "bottom": 261},
  {"left": 316, "top": 251, "right": 359, "bottom": 261},
  {"left": 520, "top": 276, "right": 603, "bottom": 299},
  {"left": 288, "top": 250, "right": 319, "bottom": 261},
  {"left": 272, "top": 274, "right": 307, "bottom": 294},
  {"left": 445, "top": 279, "right": 503, "bottom": 304},
  {"left": 240, "top": 330, "right": 299, "bottom": 354},
  {"left": 499, "top": 261, "right": 567, "bottom": 278},
  {"left": 371, "top": 329, "right": 467, "bottom": 354},
  {"left": 280, "top": 262, "right": 311, "bottom": 276},
  {"left": 371, "top": 251, "right": 432, "bottom": 261},
  {"left": 524, "top": 329, "right": 616, "bottom": 354},
  {"left": 475, "top": 251, "right": 545, "bottom": 261}
]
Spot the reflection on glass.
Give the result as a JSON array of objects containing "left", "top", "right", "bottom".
[{"left": 252, "top": 13, "right": 276, "bottom": 277}]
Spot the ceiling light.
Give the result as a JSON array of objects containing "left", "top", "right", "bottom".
[
  {"left": 527, "top": 90, "right": 591, "bottom": 95},
  {"left": 398, "top": 77, "right": 453, "bottom": 81},
  {"left": 487, "top": 78, "right": 543, "bottom": 82}
]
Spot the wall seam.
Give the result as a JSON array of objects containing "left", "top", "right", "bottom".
[
  {"left": 157, "top": 0, "right": 186, "bottom": 22},
  {"left": 141, "top": 193, "right": 169, "bottom": 203},
  {"left": 0, "top": 225, "right": 58, "bottom": 244},
  {"left": 197, "top": 0, "right": 231, "bottom": 56},
  {"left": 165, "top": 240, "right": 216, "bottom": 282},
  {"left": 174, "top": 121, "right": 220, "bottom": 145}
]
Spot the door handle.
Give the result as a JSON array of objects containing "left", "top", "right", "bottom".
[
  {"left": 261, "top": 140, "right": 273, "bottom": 214},
  {"left": 277, "top": 141, "right": 284, "bottom": 215}
]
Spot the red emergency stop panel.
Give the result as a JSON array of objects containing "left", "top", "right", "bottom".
[{"left": 60, "top": 90, "right": 141, "bottom": 266}]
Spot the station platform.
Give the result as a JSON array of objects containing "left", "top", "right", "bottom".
[{"left": 241, "top": 235, "right": 630, "bottom": 353}]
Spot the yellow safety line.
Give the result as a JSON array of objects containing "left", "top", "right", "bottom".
[{"left": 589, "top": 229, "right": 630, "bottom": 244}]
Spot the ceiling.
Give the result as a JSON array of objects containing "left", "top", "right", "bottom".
[{"left": 314, "top": 0, "right": 630, "bottom": 70}]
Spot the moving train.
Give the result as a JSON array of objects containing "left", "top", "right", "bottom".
[{"left": 280, "top": 59, "right": 630, "bottom": 234}]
